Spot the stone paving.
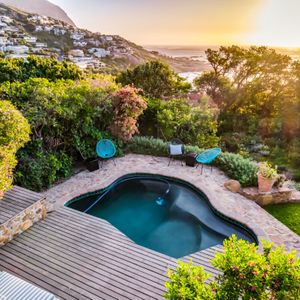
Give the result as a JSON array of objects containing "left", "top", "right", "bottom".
[{"left": 45, "top": 154, "right": 300, "bottom": 253}]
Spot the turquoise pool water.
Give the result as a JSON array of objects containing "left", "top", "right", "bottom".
[{"left": 66, "top": 175, "right": 257, "bottom": 258}]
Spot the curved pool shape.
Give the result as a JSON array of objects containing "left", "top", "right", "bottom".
[{"left": 66, "top": 174, "right": 257, "bottom": 258}]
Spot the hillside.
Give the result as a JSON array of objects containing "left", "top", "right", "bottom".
[
  {"left": 0, "top": 0, "right": 75, "bottom": 26},
  {"left": 0, "top": 3, "right": 206, "bottom": 73}
]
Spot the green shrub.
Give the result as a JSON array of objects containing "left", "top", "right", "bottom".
[
  {"left": 164, "top": 261, "right": 214, "bottom": 300},
  {"left": 125, "top": 136, "right": 204, "bottom": 157},
  {"left": 0, "top": 100, "right": 30, "bottom": 195},
  {"left": 15, "top": 141, "right": 72, "bottom": 191},
  {"left": 164, "top": 235, "right": 300, "bottom": 300},
  {"left": 216, "top": 152, "right": 258, "bottom": 187},
  {"left": 116, "top": 60, "right": 191, "bottom": 99},
  {"left": 125, "top": 136, "right": 169, "bottom": 156}
]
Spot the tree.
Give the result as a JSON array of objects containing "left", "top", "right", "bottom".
[
  {"left": 0, "top": 100, "right": 30, "bottom": 196},
  {"left": 116, "top": 60, "right": 191, "bottom": 99},
  {"left": 194, "top": 46, "right": 296, "bottom": 138},
  {"left": 110, "top": 86, "right": 147, "bottom": 141},
  {"left": 0, "top": 56, "right": 82, "bottom": 83}
]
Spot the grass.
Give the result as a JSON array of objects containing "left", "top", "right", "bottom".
[{"left": 265, "top": 203, "right": 300, "bottom": 235}]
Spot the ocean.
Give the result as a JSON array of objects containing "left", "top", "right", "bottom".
[
  {"left": 144, "top": 45, "right": 300, "bottom": 83},
  {"left": 144, "top": 45, "right": 216, "bottom": 82}
]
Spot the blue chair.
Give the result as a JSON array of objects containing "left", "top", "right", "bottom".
[
  {"left": 196, "top": 148, "right": 221, "bottom": 174},
  {"left": 96, "top": 139, "right": 117, "bottom": 168}
]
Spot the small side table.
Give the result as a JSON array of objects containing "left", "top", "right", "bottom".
[{"left": 185, "top": 153, "right": 197, "bottom": 167}]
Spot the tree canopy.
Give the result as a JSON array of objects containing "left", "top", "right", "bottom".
[
  {"left": 116, "top": 60, "right": 191, "bottom": 99},
  {"left": 0, "top": 100, "right": 30, "bottom": 195}
]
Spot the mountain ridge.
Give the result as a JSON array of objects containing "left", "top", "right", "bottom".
[{"left": 0, "top": 0, "right": 75, "bottom": 26}]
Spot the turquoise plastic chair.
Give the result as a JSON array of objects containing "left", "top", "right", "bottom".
[
  {"left": 96, "top": 139, "right": 116, "bottom": 167},
  {"left": 196, "top": 148, "right": 221, "bottom": 174}
]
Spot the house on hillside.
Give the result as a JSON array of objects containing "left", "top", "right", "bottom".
[
  {"left": 88, "top": 48, "right": 110, "bottom": 58},
  {"left": 71, "top": 32, "right": 84, "bottom": 41},
  {"left": 24, "top": 36, "right": 37, "bottom": 43}
]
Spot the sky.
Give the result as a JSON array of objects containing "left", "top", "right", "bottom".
[{"left": 50, "top": 0, "right": 300, "bottom": 47}]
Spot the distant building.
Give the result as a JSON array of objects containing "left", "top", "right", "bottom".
[
  {"left": 0, "top": 16, "right": 13, "bottom": 24},
  {"left": 88, "top": 47, "right": 110, "bottom": 58},
  {"left": 24, "top": 36, "right": 37, "bottom": 43},
  {"left": 35, "top": 42, "right": 47, "bottom": 48},
  {"left": 0, "top": 36, "right": 7, "bottom": 46},
  {"left": 73, "top": 41, "right": 87, "bottom": 47},
  {"left": 53, "top": 28, "right": 66, "bottom": 36},
  {"left": 71, "top": 32, "right": 84, "bottom": 40},
  {"left": 5, "top": 45, "right": 29, "bottom": 54},
  {"left": 68, "top": 49, "right": 84, "bottom": 57}
]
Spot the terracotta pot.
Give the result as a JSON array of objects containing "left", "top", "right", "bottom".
[
  {"left": 0, "top": 190, "right": 4, "bottom": 200},
  {"left": 257, "top": 172, "right": 275, "bottom": 193}
]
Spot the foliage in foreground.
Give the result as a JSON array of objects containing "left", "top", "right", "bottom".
[
  {"left": 0, "top": 100, "right": 30, "bottom": 194},
  {"left": 164, "top": 236, "right": 300, "bottom": 300}
]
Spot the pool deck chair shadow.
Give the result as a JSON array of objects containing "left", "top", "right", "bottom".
[
  {"left": 96, "top": 139, "right": 117, "bottom": 168},
  {"left": 196, "top": 148, "right": 222, "bottom": 174},
  {"left": 168, "top": 138, "right": 185, "bottom": 166},
  {"left": 0, "top": 271, "right": 58, "bottom": 300}
]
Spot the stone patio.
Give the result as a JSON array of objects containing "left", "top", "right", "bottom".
[{"left": 45, "top": 154, "right": 300, "bottom": 253}]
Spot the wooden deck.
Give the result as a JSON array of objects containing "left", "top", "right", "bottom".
[
  {"left": 0, "top": 186, "right": 44, "bottom": 224},
  {"left": 0, "top": 206, "right": 222, "bottom": 300}
]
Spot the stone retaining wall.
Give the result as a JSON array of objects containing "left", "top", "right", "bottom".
[
  {"left": 240, "top": 187, "right": 294, "bottom": 206},
  {"left": 0, "top": 199, "right": 47, "bottom": 247}
]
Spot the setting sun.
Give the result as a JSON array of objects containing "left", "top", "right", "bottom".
[{"left": 245, "top": 0, "right": 300, "bottom": 48}]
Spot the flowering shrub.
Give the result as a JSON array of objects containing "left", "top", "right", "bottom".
[
  {"left": 110, "top": 86, "right": 147, "bottom": 141},
  {"left": 0, "top": 100, "right": 30, "bottom": 196},
  {"left": 164, "top": 235, "right": 300, "bottom": 300}
]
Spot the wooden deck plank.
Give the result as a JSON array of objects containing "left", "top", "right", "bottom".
[
  {"left": 0, "top": 206, "right": 222, "bottom": 300},
  {"left": 0, "top": 186, "right": 44, "bottom": 224}
]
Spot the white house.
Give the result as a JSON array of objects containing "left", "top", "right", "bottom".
[
  {"left": 5, "top": 45, "right": 29, "bottom": 54},
  {"left": 71, "top": 32, "right": 84, "bottom": 40},
  {"left": 0, "top": 16, "right": 13, "bottom": 24},
  {"left": 68, "top": 49, "right": 84, "bottom": 57},
  {"left": 24, "top": 36, "right": 37, "bottom": 43},
  {"left": 35, "top": 42, "right": 47, "bottom": 48},
  {"left": 53, "top": 28, "right": 66, "bottom": 36},
  {"left": 35, "top": 26, "right": 43, "bottom": 32},
  {"left": 0, "top": 36, "right": 7, "bottom": 46},
  {"left": 88, "top": 48, "right": 110, "bottom": 58},
  {"left": 73, "top": 41, "right": 87, "bottom": 47}
]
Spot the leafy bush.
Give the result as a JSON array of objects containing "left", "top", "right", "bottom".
[
  {"left": 0, "top": 76, "right": 118, "bottom": 190},
  {"left": 15, "top": 141, "right": 72, "bottom": 191},
  {"left": 0, "top": 56, "right": 82, "bottom": 83},
  {"left": 125, "top": 136, "right": 204, "bottom": 157},
  {"left": 0, "top": 100, "right": 30, "bottom": 195},
  {"left": 110, "top": 86, "right": 147, "bottom": 141},
  {"left": 164, "top": 261, "right": 214, "bottom": 300},
  {"left": 156, "top": 98, "right": 219, "bottom": 148},
  {"left": 164, "top": 235, "right": 300, "bottom": 300},
  {"left": 125, "top": 136, "right": 169, "bottom": 156},
  {"left": 116, "top": 60, "right": 191, "bottom": 99},
  {"left": 216, "top": 152, "right": 258, "bottom": 186}
]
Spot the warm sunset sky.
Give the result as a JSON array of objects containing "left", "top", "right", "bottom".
[{"left": 50, "top": 0, "right": 300, "bottom": 47}]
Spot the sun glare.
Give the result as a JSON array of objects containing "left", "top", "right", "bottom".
[{"left": 245, "top": 0, "right": 300, "bottom": 48}]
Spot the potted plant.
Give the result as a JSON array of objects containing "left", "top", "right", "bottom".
[{"left": 257, "top": 162, "right": 278, "bottom": 193}]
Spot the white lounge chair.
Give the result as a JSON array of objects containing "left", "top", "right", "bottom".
[{"left": 0, "top": 271, "right": 58, "bottom": 300}]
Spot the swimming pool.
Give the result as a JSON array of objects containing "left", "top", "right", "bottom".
[{"left": 66, "top": 174, "right": 257, "bottom": 258}]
